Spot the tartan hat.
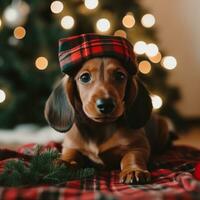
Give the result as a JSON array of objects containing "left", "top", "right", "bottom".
[{"left": 58, "top": 33, "right": 137, "bottom": 75}]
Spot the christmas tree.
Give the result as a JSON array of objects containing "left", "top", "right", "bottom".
[{"left": 0, "top": 0, "right": 183, "bottom": 129}]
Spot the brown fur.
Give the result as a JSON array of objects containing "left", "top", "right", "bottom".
[{"left": 45, "top": 57, "right": 171, "bottom": 184}]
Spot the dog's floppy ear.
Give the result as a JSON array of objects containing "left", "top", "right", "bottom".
[
  {"left": 44, "top": 76, "right": 74, "bottom": 132},
  {"left": 125, "top": 78, "right": 152, "bottom": 129}
]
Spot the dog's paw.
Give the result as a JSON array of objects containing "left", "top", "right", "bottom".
[
  {"left": 119, "top": 168, "right": 151, "bottom": 184},
  {"left": 55, "top": 159, "right": 80, "bottom": 168}
]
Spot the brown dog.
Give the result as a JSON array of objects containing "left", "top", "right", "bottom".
[{"left": 45, "top": 57, "right": 171, "bottom": 184}]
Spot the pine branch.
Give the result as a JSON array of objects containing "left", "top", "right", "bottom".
[{"left": 0, "top": 149, "right": 95, "bottom": 187}]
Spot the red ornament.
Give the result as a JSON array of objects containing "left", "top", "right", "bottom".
[{"left": 194, "top": 163, "right": 200, "bottom": 181}]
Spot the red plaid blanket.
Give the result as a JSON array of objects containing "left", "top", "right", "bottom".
[{"left": 0, "top": 142, "right": 200, "bottom": 200}]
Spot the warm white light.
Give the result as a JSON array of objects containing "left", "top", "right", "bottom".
[
  {"left": 14, "top": 26, "right": 26, "bottom": 39},
  {"left": 50, "top": 1, "right": 64, "bottom": 14},
  {"left": 122, "top": 13, "right": 135, "bottom": 28},
  {"left": 0, "top": 18, "right": 2, "bottom": 28},
  {"left": 114, "top": 29, "right": 127, "bottom": 38},
  {"left": 35, "top": 57, "right": 48, "bottom": 70},
  {"left": 145, "top": 43, "right": 159, "bottom": 57},
  {"left": 134, "top": 41, "right": 147, "bottom": 55},
  {"left": 3, "top": 7, "right": 18, "bottom": 25},
  {"left": 162, "top": 56, "right": 177, "bottom": 70},
  {"left": 149, "top": 52, "right": 162, "bottom": 63},
  {"left": 61, "top": 16, "right": 75, "bottom": 30},
  {"left": 139, "top": 60, "right": 151, "bottom": 74},
  {"left": 151, "top": 94, "right": 163, "bottom": 110},
  {"left": 141, "top": 14, "right": 155, "bottom": 28},
  {"left": 0, "top": 89, "right": 6, "bottom": 103},
  {"left": 3, "top": 2, "right": 30, "bottom": 28},
  {"left": 84, "top": 0, "right": 99, "bottom": 9},
  {"left": 96, "top": 18, "right": 110, "bottom": 32}
]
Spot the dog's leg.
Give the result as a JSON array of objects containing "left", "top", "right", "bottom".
[
  {"left": 61, "top": 148, "right": 83, "bottom": 167},
  {"left": 119, "top": 150, "right": 151, "bottom": 184}
]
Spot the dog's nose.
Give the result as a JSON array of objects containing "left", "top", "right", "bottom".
[{"left": 96, "top": 98, "right": 115, "bottom": 114}]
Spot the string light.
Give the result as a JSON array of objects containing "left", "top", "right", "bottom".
[
  {"left": 122, "top": 12, "right": 135, "bottom": 28},
  {"left": 61, "top": 16, "right": 75, "bottom": 30},
  {"left": 50, "top": 1, "right": 64, "bottom": 14},
  {"left": 84, "top": 0, "right": 99, "bottom": 10},
  {"left": 149, "top": 52, "right": 162, "bottom": 63},
  {"left": 141, "top": 14, "right": 155, "bottom": 28},
  {"left": 139, "top": 60, "right": 151, "bottom": 74},
  {"left": 3, "top": 6, "right": 18, "bottom": 25},
  {"left": 3, "top": 1, "right": 30, "bottom": 28},
  {"left": 14, "top": 26, "right": 26, "bottom": 39},
  {"left": 96, "top": 18, "right": 110, "bottom": 32},
  {"left": 162, "top": 56, "right": 177, "bottom": 70},
  {"left": 145, "top": 43, "right": 159, "bottom": 57},
  {"left": 151, "top": 94, "right": 163, "bottom": 110},
  {"left": 114, "top": 29, "right": 127, "bottom": 38},
  {"left": 0, "top": 89, "right": 6, "bottom": 103},
  {"left": 134, "top": 41, "right": 147, "bottom": 55},
  {"left": 35, "top": 56, "right": 48, "bottom": 70}
]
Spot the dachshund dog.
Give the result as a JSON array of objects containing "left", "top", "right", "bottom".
[{"left": 45, "top": 57, "right": 172, "bottom": 184}]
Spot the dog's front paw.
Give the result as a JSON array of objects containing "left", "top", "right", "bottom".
[{"left": 119, "top": 168, "right": 151, "bottom": 184}]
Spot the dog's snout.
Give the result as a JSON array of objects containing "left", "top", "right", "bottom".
[{"left": 96, "top": 98, "right": 115, "bottom": 114}]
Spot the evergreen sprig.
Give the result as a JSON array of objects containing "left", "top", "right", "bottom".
[{"left": 0, "top": 150, "right": 95, "bottom": 187}]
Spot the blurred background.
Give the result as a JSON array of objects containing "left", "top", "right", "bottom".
[{"left": 0, "top": 0, "right": 199, "bottom": 147}]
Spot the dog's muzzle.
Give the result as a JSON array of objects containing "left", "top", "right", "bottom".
[{"left": 96, "top": 98, "right": 115, "bottom": 114}]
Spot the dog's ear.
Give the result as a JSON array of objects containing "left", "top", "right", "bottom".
[
  {"left": 44, "top": 76, "right": 74, "bottom": 132},
  {"left": 125, "top": 78, "right": 152, "bottom": 129}
]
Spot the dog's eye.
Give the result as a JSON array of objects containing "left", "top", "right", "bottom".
[
  {"left": 80, "top": 72, "right": 91, "bottom": 83},
  {"left": 114, "top": 71, "right": 126, "bottom": 81}
]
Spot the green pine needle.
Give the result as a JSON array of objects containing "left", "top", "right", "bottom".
[{"left": 0, "top": 149, "right": 95, "bottom": 187}]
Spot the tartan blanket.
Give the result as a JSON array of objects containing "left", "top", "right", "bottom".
[{"left": 0, "top": 142, "right": 200, "bottom": 200}]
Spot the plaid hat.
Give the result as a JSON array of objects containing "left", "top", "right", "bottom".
[{"left": 58, "top": 33, "right": 137, "bottom": 75}]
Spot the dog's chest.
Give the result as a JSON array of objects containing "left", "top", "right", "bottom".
[
  {"left": 63, "top": 125, "right": 140, "bottom": 165},
  {"left": 81, "top": 131, "right": 132, "bottom": 165},
  {"left": 82, "top": 141, "right": 104, "bottom": 164}
]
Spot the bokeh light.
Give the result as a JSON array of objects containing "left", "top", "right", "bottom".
[
  {"left": 84, "top": 0, "right": 99, "bottom": 10},
  {"left": 114, "top": 29, "right": 127, "bottom": 38},
  {"left": 162, "top": 56, "right": 177, "bottom": 70},
  {"left": 35, "top": 56, "right": 48, "bottom": 70},
  {"left": 14, "top": 26, "right": 26, "bottom": 39},
  {"left": 149, "top": 52, "right": 162, "bottom": 63},
  {"left": 50, "top": 1, "right": 64, "bottom": 14},
  {"left": 61, "top": 16, "right": 75, "bottom": 30},
  {"left": 122, "top": 13, "right": 135, "bottom": 28},
  {"left": 0, "top": 89, "right": 6, "bottom": 103},
  {"left": 134, "top": 41, "right": 147, "bottom": 55},
  {"left": 145, "top": 43, "right": 159, "bottom": 57},
  {"left": 8, "top": 36, "right": 19, "bottom": 46},
  {"left": 151, "top": 94, "right": 163, "bottom": 110},
  {"left": 96, "top": 18, "right": 110, "bottom": 32},
  {"left": 141, "top": 14, "right": 155, "bottom": 28},
  {"left": 0, "top": 18, "right": 2, "bottom": 28},
  {"left": 3, "top": 7, "right": 18, "bottom": 25},
  {"left": 139, "top": 60, "right": 151, "bottom": 74},
  {"left": 3, "top": 1, "right": 30, "bottom": 28}
]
